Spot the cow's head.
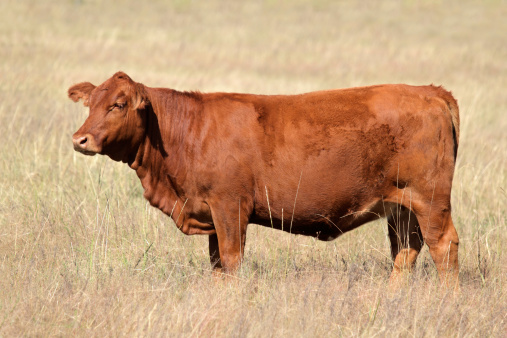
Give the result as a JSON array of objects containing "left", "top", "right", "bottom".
[{"left": 69, "top": 72, "right": 149, "bottom": 162}]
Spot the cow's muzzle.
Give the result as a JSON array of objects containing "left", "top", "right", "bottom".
[{"left": 72, "top": 133, "right": 99, "bottom": 155}]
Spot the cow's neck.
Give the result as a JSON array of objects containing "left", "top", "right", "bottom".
[{"left": 128, "top": 88, "right": 201, "bottom": 223}]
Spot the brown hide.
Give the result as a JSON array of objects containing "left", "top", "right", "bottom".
[{"left": 69, "top": 72, "right": 460, "bottom": 286}]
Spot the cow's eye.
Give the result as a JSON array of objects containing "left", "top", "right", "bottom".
[{"left": 110, "top": 102, "right": 125, "bottom": 111}]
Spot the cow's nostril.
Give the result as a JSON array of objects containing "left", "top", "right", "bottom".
[
  {"left": 73, "top": 135, "right": 89, "bottom": 150},
  {"left": 72, "top": 134, "right": 99, "bottom": 155}
]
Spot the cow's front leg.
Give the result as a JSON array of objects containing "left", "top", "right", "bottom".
[
  {"left": 209, "top": 233, "right": 222, "bottom": 273},
  {"left": 209, "top": 198, "right": 251, "bottom": 274}
]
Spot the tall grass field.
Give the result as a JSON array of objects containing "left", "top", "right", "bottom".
[{"left": 0, "top": 0, "right": 506, "bottom": 336}]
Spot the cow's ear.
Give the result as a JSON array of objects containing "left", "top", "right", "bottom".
[{"left": 68, "top": 82, "right": 96, "bottom": 107}]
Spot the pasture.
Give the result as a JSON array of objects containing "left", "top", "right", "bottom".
[{"left": 0, "top": 0, "right": 506, "bottom": 336}]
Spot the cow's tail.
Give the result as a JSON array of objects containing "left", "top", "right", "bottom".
[{"left": 435, "top": 86, "right": 460, "bottom": 160}]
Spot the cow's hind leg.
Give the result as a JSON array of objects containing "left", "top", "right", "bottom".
[
  {"left": 413, "top": 202, "right": 459, "bottom": 288},
  {"left": 387, "top": 205, "right": 424, "bottom": 284}
]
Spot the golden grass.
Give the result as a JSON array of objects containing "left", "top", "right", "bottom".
[{"left": 0, "top": 0, "right": 506, "bottom": 336}]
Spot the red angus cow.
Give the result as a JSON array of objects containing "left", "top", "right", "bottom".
[{"left": 69, "top": 72, "right": 460, "bottom": 286}]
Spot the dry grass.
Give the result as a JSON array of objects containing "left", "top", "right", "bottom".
[{"left": 0, "top": 0, "right": 506, "bottom": 336}]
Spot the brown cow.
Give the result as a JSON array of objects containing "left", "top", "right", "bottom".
[{"left": 69, "top": 72, "right": 460, "bottom": 286}]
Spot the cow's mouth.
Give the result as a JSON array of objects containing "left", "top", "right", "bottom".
[{"left": 75, "top": 148, "right": 98, "bottom": 156}]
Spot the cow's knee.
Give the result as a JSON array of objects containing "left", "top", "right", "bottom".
[{"left": 219, "top": 250, "right": 241, "bottom": 274}]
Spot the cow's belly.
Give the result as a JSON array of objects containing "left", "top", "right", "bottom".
[{"left": 250, "top": 196, "right": 387, "bottom": 240}]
